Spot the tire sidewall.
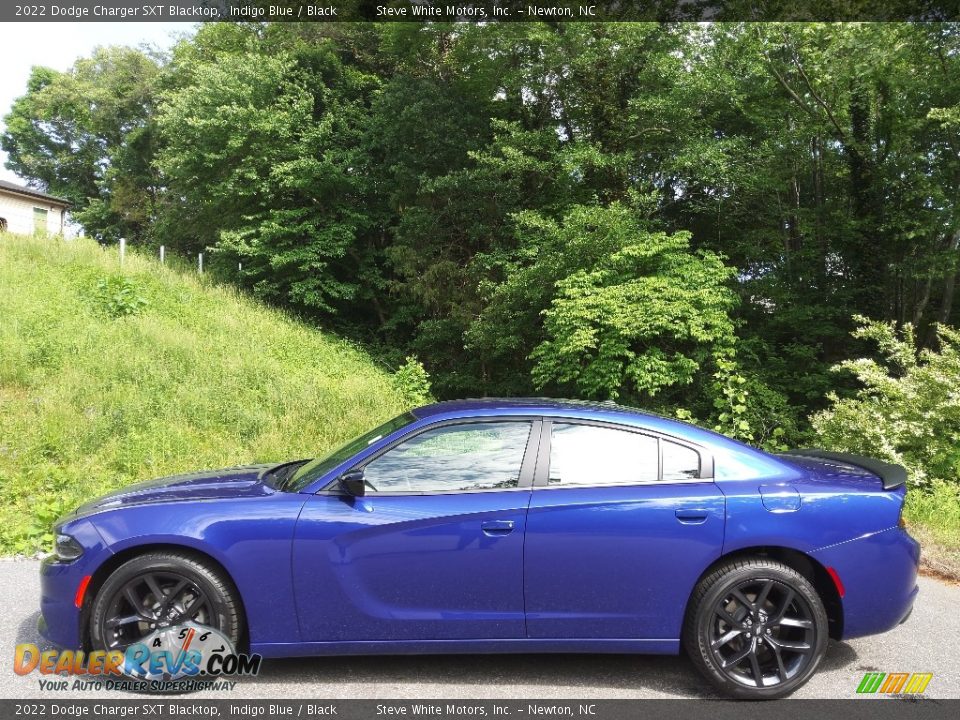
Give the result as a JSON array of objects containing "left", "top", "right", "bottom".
[{"left": 689, "top": 562, "right": 829, "bottom": 699}]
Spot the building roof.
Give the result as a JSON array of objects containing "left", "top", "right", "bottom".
[{"left": 0, "top": 179, "right": 70, "bottom": 206}]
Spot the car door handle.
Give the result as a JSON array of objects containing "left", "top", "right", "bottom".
[
  {"left": 481, "top": 520, "right": 515, "bottom": 536},
  {"left": 675, "top": 508, "right": 709, "bottom": 524}
]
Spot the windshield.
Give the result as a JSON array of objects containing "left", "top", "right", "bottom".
[{"left": 282, "top": 412, "right": 418, "bottom": 492}]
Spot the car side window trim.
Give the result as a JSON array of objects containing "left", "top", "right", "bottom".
[
  {"left": 318, "top": 417, "right": 542, "bottom": 495},
  {"left": 534, "top": 417, "right": 714, "bottom": 488}
]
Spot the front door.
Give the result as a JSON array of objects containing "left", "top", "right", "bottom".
[
  {"left": 33, "top": 207, "right": 48, "bottom": 234},
  {"left": 293, "top": 419, "right": 538, "bottom": 642},
  {"left": 524, "top": 420, "right": 725, "bottom": 640}
]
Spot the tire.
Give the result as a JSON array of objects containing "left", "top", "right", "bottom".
[
  {"left": 683, "top": 558, "right": 829, "bottom": 699},
  {"left": 89, "top": 551, "right": 242, "bottom": 655}
]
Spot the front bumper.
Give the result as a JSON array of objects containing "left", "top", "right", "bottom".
[
  {"left": 37, "top": 519, "right": 111, "bottom": 650},
  {"left": 39, "top": 555, "right": 85, "bottom": 648},
  {"left": 813, "top": 526, "right": 920, "bottom": 640}
]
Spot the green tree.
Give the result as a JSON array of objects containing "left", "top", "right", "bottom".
[
  {"left": 6, "top": 21, "right": 960, "bottom": 446},
  {"left": 2, "top": 47, "right": 163, "bottom": 242},
  {"left": 155, "top": 32, "right": 380, "bottom": 313},
  {"left": 516, "top": 204, "right": 738, "bottom": 401}
]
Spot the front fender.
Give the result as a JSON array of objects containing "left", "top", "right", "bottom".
[{"left": 84, "top": 494, "right": 307, "bottom": 647}]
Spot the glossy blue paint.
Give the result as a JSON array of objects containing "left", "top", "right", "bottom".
[
  {"left": 38, "top": 518, "right": 108, "bottom": 649},
  {"left": 39, "top": 398, "right": 919, "bottom": 661},
  {"left": 292, "top": 491, "right": 530, "bottom": 642},
  {"left": 758, "top": 485, "right": 801, "bottom": 513},
  {"left": 90, "top": 491, "right": 308, "bottom": 647},
  {"left": 524, "top": 484, "right": 724, "bottom": 639},
  {"left": 812, "top": 526, "right": 919, "bottom": 638}
]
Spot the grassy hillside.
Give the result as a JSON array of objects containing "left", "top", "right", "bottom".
[{"left": 0, "top": 233, "right": 410, "bottom": 554}]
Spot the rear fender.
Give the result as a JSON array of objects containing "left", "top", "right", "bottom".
[{"left": 812, "top": 527, "right": 920, "bottom": 639}]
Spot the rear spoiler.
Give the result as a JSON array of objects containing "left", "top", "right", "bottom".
[{"left": 780, "top": 449, "right": 907, "bottom": 490}]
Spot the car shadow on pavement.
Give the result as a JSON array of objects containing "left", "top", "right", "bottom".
[
  {"left": 13, "top": 610, "right": 860, "bottom": 697},
  {"left": 247, "top": 653, "right": 720, "bottom": 697},
  {"left": 820, "top": 640, "right": 859, "bottom": 671},
  {"left": 225, "top": 639, "right": 861, "bottom": 696},
  {"left": 16, "top": 611, "right": 56, "bottom": 650}
]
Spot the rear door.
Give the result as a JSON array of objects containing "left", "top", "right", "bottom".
[
  {"left": 293, "top": 418, "right": 539, "bottom": 642},
  {"left": 524, "top": 419, "right": 725, "bottom": 640}
]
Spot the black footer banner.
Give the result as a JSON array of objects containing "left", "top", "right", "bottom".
[{"left": 2, "top": 699, "right": 959, "bottom": 720}]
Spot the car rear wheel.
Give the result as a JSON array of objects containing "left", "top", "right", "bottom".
[
  {"left": 89, "top": 551, "right": 242, "bottom": 654},
  {"left": 683, "top": 558, "right": 829, "bottom": 699}
]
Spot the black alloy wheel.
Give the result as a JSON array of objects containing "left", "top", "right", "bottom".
[
  {"left": 100, "top": 571, "right": 214, "bottom": 650},
  {"left": 708, "top": 577, "right": 816, "bottom": 688},
  {"left": 684, "top": 558, "right": 829, "bottom": 699},
  {"left": 89, "top": 552, "right": 242, "bottom": 654}
]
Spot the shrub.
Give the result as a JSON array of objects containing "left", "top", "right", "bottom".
[
  {"left": 675, "top": 350, "right": 797, "bottom": 452},
  {"left": 93, "top": 274, "right": 149, "bottom": 318},
  {"left": 393, "top": 356, "right": 433, "bottom": 407},
  {"left": 812, "top": 316, "right": 960, "bottom": 488}
]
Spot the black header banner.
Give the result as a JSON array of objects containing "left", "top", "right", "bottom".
[{"left": 2, "top": 1, "right": 960, "bottom": 23}]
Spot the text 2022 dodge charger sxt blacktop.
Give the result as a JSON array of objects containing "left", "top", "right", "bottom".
[{"left": 40, "top": 398, "right": 919, "bottom": 698}]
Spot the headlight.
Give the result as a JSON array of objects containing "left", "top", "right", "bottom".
[{"left": 54, "top": 534, "right": 84, "bottom": 562}]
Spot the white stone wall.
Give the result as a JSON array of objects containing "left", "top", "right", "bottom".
[{"left": 0, "top": 191, "right": 66, "bottom": 235}]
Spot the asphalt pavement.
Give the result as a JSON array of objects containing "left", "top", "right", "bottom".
[{"left": 1, "top": 558, "right": 956, "bottom": 699}]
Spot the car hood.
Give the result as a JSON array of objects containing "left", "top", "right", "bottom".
[{"left": 72, "top": 464, "right": 276, "bottom": 517}]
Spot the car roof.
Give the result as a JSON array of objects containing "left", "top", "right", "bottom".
[
  {"left": 413, "top": 397, "right": 666, "bottom": 423},
  {"left": 409, "top": 397, "right": 774, "bottom": 461}
]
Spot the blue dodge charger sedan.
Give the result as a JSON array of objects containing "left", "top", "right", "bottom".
[{"left": 40, "top": 398, "right": 919, "bottom": 698}]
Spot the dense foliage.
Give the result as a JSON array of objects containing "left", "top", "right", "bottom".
[
  {"left": 5, "top": 23, "right": 960, "bottom": 443},
  {"left": 814, "top": 317, "right": 960, "bottom": 489},
  {"left": 814, "top": 317, "right": 960, "bottom": 551}
]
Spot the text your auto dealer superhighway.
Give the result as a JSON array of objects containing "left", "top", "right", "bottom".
[{"left": 43, "top": 5, "right": 221, "bottom": 18}]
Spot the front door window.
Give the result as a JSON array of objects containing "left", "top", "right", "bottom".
[{"left": 363, "top": 421, "right": 532, "bottom": 493}]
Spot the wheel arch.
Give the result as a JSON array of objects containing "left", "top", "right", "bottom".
[
  {"left": 684, "top": 546, "right": 844, "bottom": 641},
  {"left": 82, "top": 542, "right": 249, "bottom": 651}
]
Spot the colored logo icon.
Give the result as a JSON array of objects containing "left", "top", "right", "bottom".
[{"left": 857, "top": 672, "right": 933, "bottom": 694}]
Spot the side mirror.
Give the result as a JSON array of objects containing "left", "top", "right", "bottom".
[{"left": 338, "top": 469, "right": 366, "bottom": 496}]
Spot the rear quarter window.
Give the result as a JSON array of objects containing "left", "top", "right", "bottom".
[{"left": 662, "top": 441, "right": 701, "bottom": 481}]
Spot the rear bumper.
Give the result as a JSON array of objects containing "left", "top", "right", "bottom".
[{"left": 813, "top": 526, "right": 920, "bottom": 640}]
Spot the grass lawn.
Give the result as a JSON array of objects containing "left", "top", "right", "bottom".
[
  {"left": 904, "top": 483, "right": 960, "bottom": 579},
  {"left": 0, "top": 233, "right": 409, "bottom": 554}
]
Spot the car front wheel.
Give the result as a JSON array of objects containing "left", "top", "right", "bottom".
[
  {"left": 683, "top": 558, "right": 829, "bottom": 699},
  {"left": 89, "top": 551, "right": 242, "bottom": 655}
]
